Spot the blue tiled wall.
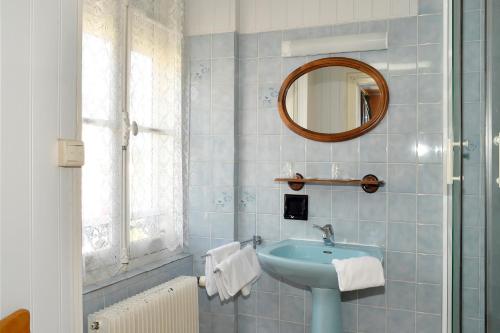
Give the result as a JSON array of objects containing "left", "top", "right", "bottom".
[
  {"left": 188, "top": 2, "right": 445, "bottom": 332},
  {"left": 187, "top": 32, "right": 239, "bottom": 332},
  {"left": 82, "top": 255, "right": 193, "bottom": 332}
]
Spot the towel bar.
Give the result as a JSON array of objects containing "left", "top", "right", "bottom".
[
  {"left": 197, "top": 235, "right": 263, "bottom": 283},
  {"left": 200, "top": 235, "right": 262, "bottom": 258}
]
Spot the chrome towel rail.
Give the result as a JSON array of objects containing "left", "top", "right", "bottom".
[{"left": 200, "top": 235, "right": 262, "bottom": 258}]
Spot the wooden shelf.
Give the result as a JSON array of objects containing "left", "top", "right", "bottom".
[
  {"left": 275, "top": 174, "right": 384, "bottom": 193},
  {"left": 274, "top": 178, "right": 382, "bottom": 185}
]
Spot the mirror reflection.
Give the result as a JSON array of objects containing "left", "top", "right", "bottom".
[{"left": 285, "top": 66, "right": 381, "bottom": 134}]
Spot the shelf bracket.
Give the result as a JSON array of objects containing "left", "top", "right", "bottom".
[{"left": 287, "top": 173, "right": 305, "bottom": 191}]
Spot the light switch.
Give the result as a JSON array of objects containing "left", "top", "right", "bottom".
[{"left": 58, "top": 139, "right": 85, "bottom": 167}]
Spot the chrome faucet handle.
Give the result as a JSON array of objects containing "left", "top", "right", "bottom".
[{"left": 313, "top": 224, "right": 334, "bottom": 237}]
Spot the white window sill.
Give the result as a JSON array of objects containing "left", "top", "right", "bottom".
[{"left": 83, "top": 252, "right": 193, "bottom": 294}]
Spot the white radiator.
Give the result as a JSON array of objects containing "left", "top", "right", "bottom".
[{"left": 88, "top": 276, "right": 199, "bottom": 333}]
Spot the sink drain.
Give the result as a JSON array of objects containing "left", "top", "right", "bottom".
[{"left": 323, "top": 250, "right": 332, "bottom": 254}]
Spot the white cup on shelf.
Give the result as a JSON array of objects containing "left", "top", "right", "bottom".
[{"left": 281, "top": 161, "right": 295, "bottom": 178}]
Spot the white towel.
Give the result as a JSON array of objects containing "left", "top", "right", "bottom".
[
  {"left": 205, "top": 242, "right": 240, "bottom": 297},
  {"left": 215, "top": 246, "right": 262, "bottom": 301},
  {"left": 332, "top": 256, "right": 385, "bottom": 292}
]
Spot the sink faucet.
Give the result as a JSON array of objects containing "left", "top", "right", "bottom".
[{"left": 313, "top": 224, "right": 334, "bottom": 246}]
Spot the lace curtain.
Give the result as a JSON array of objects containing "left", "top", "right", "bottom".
[
  {"left": 128, "top": 7, "right": 184, "bottom": 258},
  {"left": 82, "top": 0, "right": 184, "bottom": 282}
]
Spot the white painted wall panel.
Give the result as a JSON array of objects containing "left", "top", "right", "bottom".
[
  {"left": 185, "top": 0, "right": 237, "bottom": 36},
  {"left": 185, "top": 0, "right": 194, "bottom": 36},
  {"left": 239, "top": 0, "right": 255, "bottom": 35},
  {"left": 255, "top": 0, "right": 272, "bottom": 32},
  {"left": 286, "top": 0, "right": 304, "bottom": 29},
  {"left": 184, "top": 0, "right": 197, "bottom": 36},
  {"left": 337, "top": 0, "right": 357, "bottom": 23},
  {"left": 213, "top": 0, "right": 233, "bottom": 33},
  {"left": 303, "top": 0, "right": 320, "bottom": 28},
  {"left": 372, "top": 0, "right": 389, "bottom": 18},
  {"left": 58, "top": 0, "right": 80, "bottom": 329},
  {"left": 390, "top": 0, "right": 410, "bottom": 17},
  {"left": 409, "top": 0, "right": 418, "bottom": 15},
  {"left": 358, "top": 0, "right": 373, "bottom": 20},
  {"left": 318, "top": 0, "right": 338, "bottom": 27},
  {"left": 186, "top": 0, "right": 420, "bottom": 35},
  {"left": 31, "top": 0, "right": 61, "bottom": 330},
  {"left": 0, "top": 0, "right": 2, "bottom": 316},
  {"left": 0, "top": 0, "right": 33, "bottom": 316},
  {"left": 0, "top": 1, "right": 80, "bottom": 332},
  {"left": 270, "top": 0, "right": 286, "bottom": 31},
  {"left": 198, "top": 0, "right": 214, "bottom": 37}
]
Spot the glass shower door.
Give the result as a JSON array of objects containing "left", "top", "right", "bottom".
[
  {"left": 486, "top": 0, "right": 500, "bottom": 330},
  {"left": 452, "top": 0, "right": 487, "bottom": 332},
  {"left": 453, "top": 0, "right": 500, "bottom": 331}
]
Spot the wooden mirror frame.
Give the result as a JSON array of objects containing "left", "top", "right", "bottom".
[{"left": 278, "top": 57, "right": 389, "bottom": 142}]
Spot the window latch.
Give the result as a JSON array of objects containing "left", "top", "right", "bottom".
[{"left": 122, "top": 110, "right": 138, "bottom": 147}]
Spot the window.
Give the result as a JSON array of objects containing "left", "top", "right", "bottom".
[{"left": 81, "top": 0, "right": 184, "bottom": 281}]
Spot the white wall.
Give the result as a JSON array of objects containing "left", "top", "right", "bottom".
[
  {"left": 0, "top": 1, "right": 82, "bottom": 332},
  {"left": 185, "top": 0, "right": 419, "bottom": 35}
]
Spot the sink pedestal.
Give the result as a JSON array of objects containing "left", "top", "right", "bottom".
[{"left": 311, "top": 288, "right": 343, "bottom": 333}]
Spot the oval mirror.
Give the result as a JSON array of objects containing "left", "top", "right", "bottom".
[{"left": 278, "top": 57, "right": 389, "bottom": 142}]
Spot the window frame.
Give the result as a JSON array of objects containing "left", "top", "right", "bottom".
[{"left": 81, "top": 1, "right": 184, "bottom": 283}]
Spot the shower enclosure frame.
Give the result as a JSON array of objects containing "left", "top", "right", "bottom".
[
  {"left": 451, "top": 0, "right": 499, "bottom": 331},
  {"left": 444, "top": 1, "right": 458, "bottom": 333},
  {"left": 485, "top": 0, "right": 499, "bottom": 330},
  {"left": 449, "top": 0, "right": 464, "bottom": 331}
]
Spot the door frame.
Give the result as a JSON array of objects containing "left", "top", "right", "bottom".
[{"left": 72, "top": 0, "right": 84, "bottom": 332}]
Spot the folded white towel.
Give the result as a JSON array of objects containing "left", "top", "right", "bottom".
[
  {"left": 205, "top": 242, "right": 240, "bottom": 297},
  {"left": 215, "top": 246, "right": 262, "bottom": 301},
  {"left": 332, "top": 256, "right": 385, "bottom": 292}
]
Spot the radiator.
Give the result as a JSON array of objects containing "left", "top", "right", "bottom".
[{"left": 88, "top": 276, "right": 199, "bottom": 333}]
